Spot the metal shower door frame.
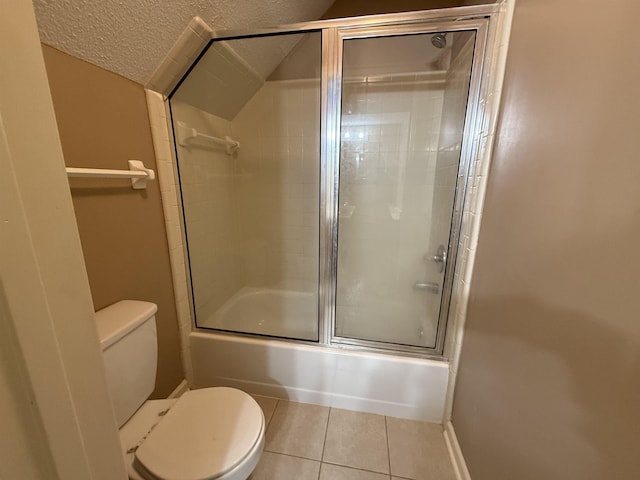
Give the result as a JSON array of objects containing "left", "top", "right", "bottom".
[
  {"left": 174, "top": 4, "right": 502, "bottom": 358},
  {"left": 320, "top": 16, "right": 490, "bottom": 356}
]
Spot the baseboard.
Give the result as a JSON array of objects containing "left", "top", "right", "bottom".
[
  {"left": 167, "top": 379, "right": 189, "bottom": 399},
  {"left": 444, "top": 421, "right": 472, "bottom": 480}
]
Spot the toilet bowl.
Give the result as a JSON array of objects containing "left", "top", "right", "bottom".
[
  {"left": 121, "top": 388, "right": 264, "bottom": 480},
  {"left": 95, "top": 300, "right": 264, "bottom": 480}
]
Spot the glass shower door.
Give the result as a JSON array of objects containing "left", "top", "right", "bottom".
[
  {"left": 170, "top": 31, "right": 322, "bottom": 341},
  {"left": 334, "top": 29, "right": 477, "bottom": 349}
]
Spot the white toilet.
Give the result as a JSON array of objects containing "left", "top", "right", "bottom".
[{"left": 95, "top": 300, "right": 265, "bottom": 480}]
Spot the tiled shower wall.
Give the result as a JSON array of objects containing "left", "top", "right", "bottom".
[
  {"left": 171, "top": 34, "right": 475, "bottom": 347},
  {"left": 336, "top": 78, "right": 445, "bottom": 344},
  {"left": 439, "top": 34, "right": 479, "bottom": 360},
  {"left": 175, "top": 69, "right": 471, "bottom": 345},
  {"left": 170, "top": 102, "right": 243, "bottom": 321},
  {"left": 171, "top": 78, "right": 320, "bottom": 325},
  {"left": 177, "top": 75, "right": 448, "bottom": 343},
  {"left": 232, "top": 79, "right": 320, "bottom": 294},
  {"left": 431, "top": 33, "right": 476, "bottom": 260}
]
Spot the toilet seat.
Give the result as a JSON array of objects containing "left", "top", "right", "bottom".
[{"left": 133, "top": 388, "right": 264, "bottom": 480}]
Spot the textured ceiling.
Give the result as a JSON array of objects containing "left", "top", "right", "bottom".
[{"left": 32, "top": 0, "right": 335, "bottom": 85}]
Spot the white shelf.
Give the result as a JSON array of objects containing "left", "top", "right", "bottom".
[{"left": 65, "top": 160, "right": 156, "bottom": 189}]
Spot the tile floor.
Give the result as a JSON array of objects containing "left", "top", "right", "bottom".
[{"left": 249, "top": 396, "right": 456, "bottom": 480}]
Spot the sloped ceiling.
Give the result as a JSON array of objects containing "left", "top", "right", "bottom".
[{"left": 32, "top": 0, "right": 335, "bottom": 85}]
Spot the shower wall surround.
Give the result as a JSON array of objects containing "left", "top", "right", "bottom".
[
  {"left": 172, "top": 77, "right": 321, "bottom": 332},
  {"left": 171, "top": 30, "right": 322, "bottom": 341},
  {"left": 431, "top": 35, "right": 475, "bottom": 277},
  {"left": 232, "top": 79, "right": 320, "bottom": 295},
  {"left": 169, "top": 103, "right": 241, "bottom": 323},
  {"left": 335, "top": 77, "right": 446, "bottom": 346}
]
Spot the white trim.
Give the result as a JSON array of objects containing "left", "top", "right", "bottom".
[
  {"left": 444, "top": 421, "right": 472, "bottom": 480},
  {"left": 167, "top": 379, "right": 190, "bottom": 399},
  {"left": 146, "top": 16, "right": 212, "bottom": 95},
  {"left": 1, "top": 1, "right": 128, "bottom": 478},
  {"left": 144, "top": 88, "right": 195, "bottom": 385}
]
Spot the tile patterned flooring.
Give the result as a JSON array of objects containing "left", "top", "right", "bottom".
[{"left": 249, "top": 396, "right": 456, "bottom": 480}]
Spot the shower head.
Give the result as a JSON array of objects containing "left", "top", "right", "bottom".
[{"left": 431, "top": 33, "right": 447, "bottom": 49}]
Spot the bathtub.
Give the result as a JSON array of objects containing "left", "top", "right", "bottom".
[
  {"left": 200, "top": 287, "right": 437, "bottom": 347},
  {"left": 190, "top": 289, "right": 449, "bottom": 423},
  {"left": 199, "top": 287, "right": 318, "bottom": 341}
]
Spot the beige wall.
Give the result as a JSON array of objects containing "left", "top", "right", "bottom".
[
  {"left": 41, "top": 46, "right": 183, "bottom": 398},
  {"left": 452, "top": 0, "right": 640, "bottom": 479}
]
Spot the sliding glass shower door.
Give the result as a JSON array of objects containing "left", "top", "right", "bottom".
[
  {"left": 168, "top": 11, "right": 488, "bottom": 355},
  {"left": 333, "top": 28, "right": 477, "bottom": 350}
]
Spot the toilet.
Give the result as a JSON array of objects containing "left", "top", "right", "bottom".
[{"left": 95, "top": 300, "right": 265, "bottom": 480}]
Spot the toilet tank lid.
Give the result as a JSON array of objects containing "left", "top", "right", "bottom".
[{"left": 95, "top": 300, "right": 158, "bottom": 350}]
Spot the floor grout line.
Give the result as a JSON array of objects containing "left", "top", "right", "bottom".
[
  {"left": 262, "top": 450, "right": 322, "bottom": 463},
  {"left": 385, "top": 416, "right": 393, "bottom": 478},
  {"left": 268, "top": 398, "right": 278, "bottom": 430},
  {"left": 264, "top": 398, "right": 278, "bottom": 434},
  {"left": 321, "top": 460, "right": 393, "bottom": 476},
  {"left": 254, "top": 399, "right": 449, "bottom": 479},
  {"left": 262, "top": 447, "right": 324, "bottom": 463},
  {"left": 318, "top": 407, "right": 331, "bottom": 480},
  {"left": 255, "top": 450, "right": 401, "bottom": 479}
]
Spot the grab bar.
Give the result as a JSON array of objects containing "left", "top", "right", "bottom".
[
  {"left": 176, "top": 121, "right": 240, "bottom": 155},
  {"left": 65, "top": 160, "right": 156, "bottom": 189}
]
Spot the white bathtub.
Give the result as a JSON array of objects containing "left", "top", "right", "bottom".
[
  {"left": 200, "top": 287, "right": 437, "bottom": 347},
  {"left": 190, "top": 289, "right": 449, "bottom": 422},
  {"left": 199, "top": 288, "right": 318, "bottom": 341}
]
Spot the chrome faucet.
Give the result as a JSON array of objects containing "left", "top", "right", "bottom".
[
  {"left": 425, "top": 244, "right": 447, "bottom": 273},
  {"left": 413, "top": 282, "right": 440, "bottom": 294}
]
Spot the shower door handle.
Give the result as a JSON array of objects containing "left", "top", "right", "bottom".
[{"left": 413, "top": 282, "right": 440, "bottom": 294}]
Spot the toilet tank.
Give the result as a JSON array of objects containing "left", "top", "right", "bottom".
[{"left": 95, "top": 300, "right": 158, "bottom": 428}]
